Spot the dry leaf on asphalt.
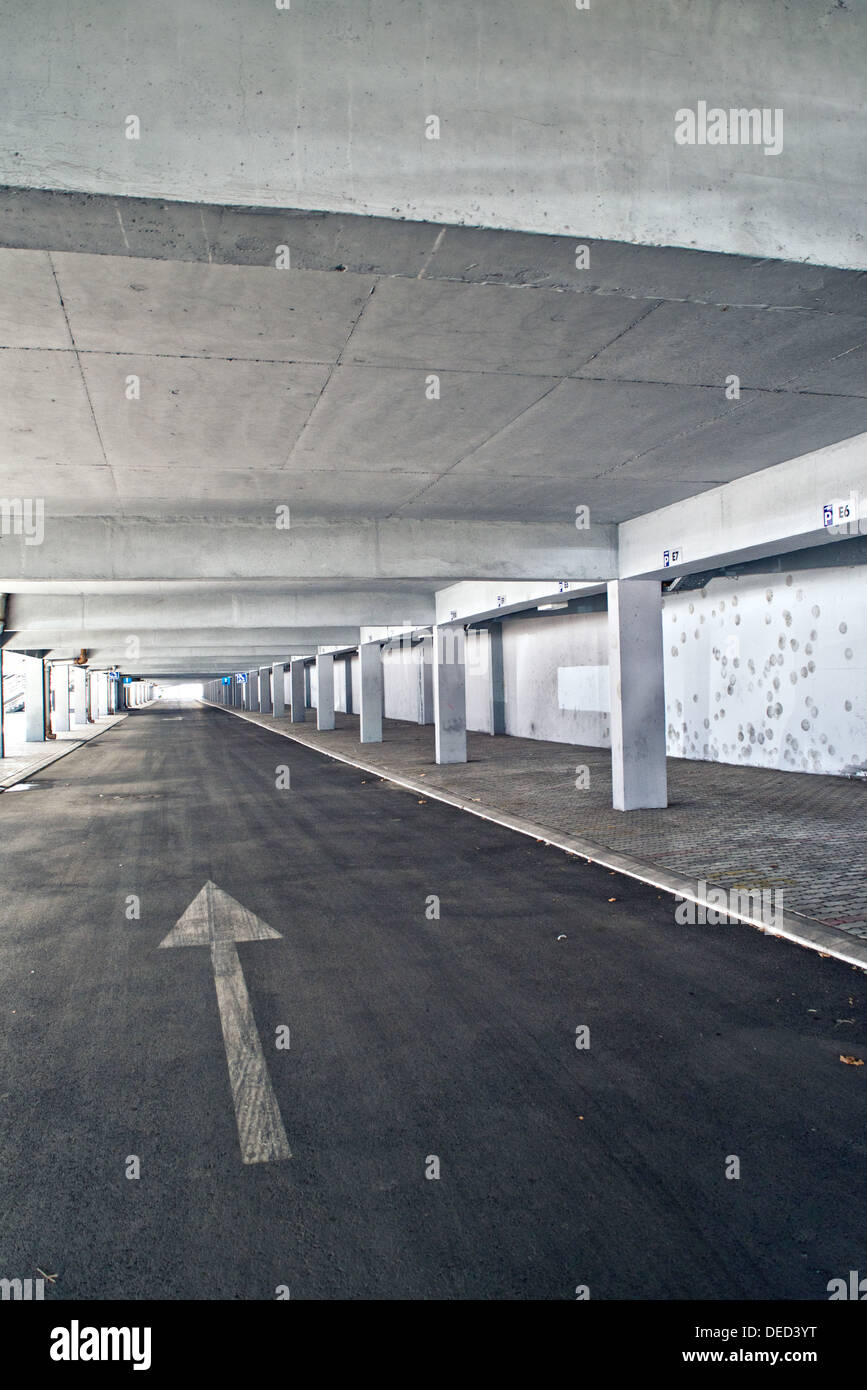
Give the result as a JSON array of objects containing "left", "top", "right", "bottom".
[{"left": 839, "top": 1055, "right": 864, "bottom": 1066}]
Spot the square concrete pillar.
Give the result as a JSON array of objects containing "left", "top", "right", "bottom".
[
  {"left": 433, "top": 624, "right": 467, "bottom": 764},
  {"left": 272, "top": 663, "right": 285, "bottom": 717},
  {"left": 53, "top": 667, "right": 71, "bottom": 732},
  {"left": 289, "top": 659, "right": 306, "bottom": 722},
  {"left": 489, "top": 622, "right": 506, "bottom": 734},
  {"left": 259, "top": 666, "right": 273, "bottom": 714},
  {"left": 359, "top": 642, "right": 383, "bottom": 743},
  {"left": 316, "top": 652, "right": 336, "bottom": 730},
  {"left": 24, "top": 655, "right": 46, "bottom": 742},
  {"left": 245, "top": 671, "right": 257, "bottom": 710},
  {"left": 344, "top": 656, "right": 353, "bottom": 714},
  {"left": 607, "top": 579, "right": 668, "bottom": 811}
]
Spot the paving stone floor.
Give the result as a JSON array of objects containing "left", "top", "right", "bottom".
[{"left": 219, "top": 708, "right": 867, "bottom": 940}]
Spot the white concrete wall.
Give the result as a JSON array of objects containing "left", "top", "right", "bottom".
[
  {"left": 350, "top": 653, "right": 360, "bottom": 714},
  {"left": 2, "top": 0, "right": 862, "bottom": 267},
  {"left": 501, "top": 613, "right": 611, "bottom": 747},
  {"left": 466, "top": 629, "right": 493, "bottom": 735},
  {"left": 383, "top": 644, "right": 422, "bottom": 722},
  {"left": 662, "top": 566, "right": 866, "bottom": 775},
  {"left": 453, "top": 566, "right": 867, "bottom": 777}
]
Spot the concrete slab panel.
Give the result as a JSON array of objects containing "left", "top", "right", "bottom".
[
  {"left": 81, "top": 355, "right": 330, "bottom": 471},
  {"left": 0, "top": 248, "right": 72, "bottom": 349},
  {"left": 346, "top": 276, "right": 656, "bottom": 376},
  {"left": 625, "top": 392, "right": 867, "bottom": 486},
  {"left": 579, "top": 300, "right": 867, "bottom": 391},
  {"left": 52, "top": 254, "right": 376, "bottom": 360},
  {"left": 452, "top": 378, "right": 727, "bottom": 478},
  {"left": 0, "top": 349, "right": 104, "bottom": 467},
  {"left": 287, "top": 363, "right": 558, "bottom": 472}
]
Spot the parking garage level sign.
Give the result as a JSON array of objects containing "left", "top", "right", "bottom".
[{"left": 159, "top": 882, "right": 290, "bottom": 1165}]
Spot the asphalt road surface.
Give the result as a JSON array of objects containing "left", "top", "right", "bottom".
[{"left": 1, "top": 701, "right": 865, "bottom": 1300}]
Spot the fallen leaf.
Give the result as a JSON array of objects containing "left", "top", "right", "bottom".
[
  {"left": 840, "top": 1055, "right": 864, "bottom": 1066},
  {"left": 418, "top": 799, "right": 427, "bottom": 804},
  {"left": 608, "top": 897, "right": 617, "bottom": 902}
]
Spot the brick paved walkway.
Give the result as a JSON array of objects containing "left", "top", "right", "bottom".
[{"left": 210, "top": 708, "right": 867, "bottom": 943}]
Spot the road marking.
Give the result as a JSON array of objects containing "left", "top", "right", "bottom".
[{"left": 160, "top": 881, "right": 290, "bottom": 1164}]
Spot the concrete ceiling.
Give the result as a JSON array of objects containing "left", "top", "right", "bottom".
[
  {"left": 2, "top": 243, "right": 865, "bottom": 531},
  {"left": 1, "top": 219, "right": 864, "bottom": 674}
]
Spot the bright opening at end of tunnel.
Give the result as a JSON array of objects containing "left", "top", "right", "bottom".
[{"left": 156, "top": 683, "right": 204, "bottom": 702}]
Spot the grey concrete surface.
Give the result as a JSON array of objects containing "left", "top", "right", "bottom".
[
  {"left": 1, "top": 231, "right": 864, "bottom": 677},
  {"left": 0, "top": 713, "right": 127, "bottom": 788},
  {"left": 1, "top": 701, "right": 865, "bottom": 1300},
  {"left": 1, "top": 3, "right": 864, "bottom": 267}
]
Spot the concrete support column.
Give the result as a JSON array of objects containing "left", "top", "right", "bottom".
[
  {"left": 24, "top": 655, "right": 46, "bottom": 742},
  {"left": 289, "top": 659, "right": 306, "bottom": 722},
  {"left": 54, "top": 667, "right": 71, "bottom": 732},
  {"left": 344, "top": 657, "right": 353, "bottom": 714},
  {"left": 272, "top": 663, "right": 285, "bottom": 717},
  {"left": 316, "top": 652, "right": 335, "bottom": 731},
  {"left": 607, "top": 579, "right": 668, "bottom": 811},
  {"left": 433, "top": 624, "right": 467, "bottom": 764},
  {"left": 71, "top": 666, "right": 87, "bottom": 724},
  {"left": 489, "top": 622, "right": 506, "bottom": 735},
  {"left": 259, "top": 666, "right": 273, "bottom": 714},
  {"left": 359, "top": 642, "right": 383, "bottom": 743},
  {"left": 245, "top": 671, "right": 257, "bottom": 711}
]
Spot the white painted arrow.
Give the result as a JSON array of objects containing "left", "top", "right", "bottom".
[{"left": 160, "top": 881, "right": 290, "bottom": 1165}]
